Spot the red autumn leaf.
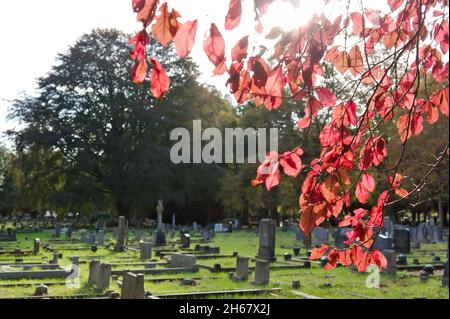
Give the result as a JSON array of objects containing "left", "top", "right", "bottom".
[
  {"left": 388, "top": 0, "right": 403, "bottom": 11},
  {"left": 152, "top": 2, "right": 181, "bottom": 47},
  {"left": 335, "top": 51, "right": 349, "bottom": 74},
  {"left": 355, "top": 180, "right": 369, "bottom": 204},
  {"left": 132, "top": 0, "right": 147, "bottom": 13},
  {"left": 348, "top": 46, "right": 364, "bottom": 76},
  {"left": 231, "top": 36, "right": 249, "bottom": 63},
  {"left": 324, "top": 249, "right": 340, "bottom": 270},
  {"left": 130, "top": 30, "right": 150, "bottom": 61},
  {"left": 137, "top": 0, "right": 159, "bottom": 27},
  {"left": 317, "top": 87, "right": 337, "bottom": 107},
  {"left": 150, "top": 58, "right": 170, "bottom": 99},
  {"left": 203, "top": 23, "right": 226, "bottom": 67},
  {"left": 265, "top": 66, "right": 285, "bottom": 108},
  {"left": 225, "top": 0, "right": 242, "bottom": 30},
  {"left": 174, "top": 20, "right": 198, "bottom": 58},
  {"left": 131, "top": 59, "right": 148, "bottom": 84},
  {"left": 310, "top": 244, "right": 330, "bottom": 260},
  {"left": 350, "top": 12, "right": 364, "bottom": 35},
  {"left": 395, "top": 187, "right": 409, "bottom": 198},
  {"left": 361, "top": 173, "right": 375, "bottom": 192},
  {"left": 297, "top": 115, "right": 311, "bottom": 130},
  {"left": 300, "top": 205, "right": 315, "bottom": 234},
  {"left": 252, "top": 151, "right": 280, "bottom": 191},
  {"left": 280, "top": 151, "right": 302, "bottom": 177}
]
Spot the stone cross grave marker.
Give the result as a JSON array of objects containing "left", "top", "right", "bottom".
[{"left": 153, "top": 200, "right": 166, "bottom": 246}]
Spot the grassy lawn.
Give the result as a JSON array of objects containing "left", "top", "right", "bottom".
[{"left": 0, "top": 229, "right": 448, "bottom": 299}]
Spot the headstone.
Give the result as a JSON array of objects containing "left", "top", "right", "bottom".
[
  {"left": 442, "top": 261, "right": 449, "bottom": 286},
  {"left": 121, "top": 272, "right": 145, "bottom": 299},
  {"left": 180, "top": 233, "right": 191, "bottom": 249},
  {"left": 66, "top": 225, "right": 73, "bottom": 239},
  {"left": 383, "top": 217, "right": 394, "bottom": 236},
  {"left": 52, "top": 252, "right": 59, "bottom": 264},
  {"left": 252, "top": 259, "right": 270, "bottom": 285},
  {"left": 232, "top": 256, "right": 249, "bottom": 281},
  {"left": 140, "top": 241, "right": 152, "bottom": 260},
  {"left": 382, "top": 250, "right": 397, "bottom": 275},
  {"left": 135, "top": 229, "right": 142, "bottom": 242},
  {"left": 202, "top": 230, "right": 211, "bottom": 242},
  {"left": 172, "top": 214, "right": 176, "bottom": 228},
  {"left": 153, "top": 200, "right": 166, "bottom": 246},
  {"left": 33, "top": 238, "right": 40, "bottom": 255},
  {"left": 293, "top": 247, "right": 300, "bottom": 256},
  {"left": 97, "top": 263, "right": 111, "bottom": 290},
  {"left": 88, "top": 260, "right": 101, "bottom": 285},
  {"left": 193, "top": 222, "right": 199, "bottom": 232},
  {"left": 394, "top": 227, "right": 410, "bottom": 254},
  {"left": 114, "top": 216, "right": 128, "bottom": 252},
  {"left": 313, "top": 227, "right": 329, "bottom": 244},
  {"left": 372, "top": 234, "right": 394, "bottom": 251},
  {"left": 34, "top": 284, "right": 48, "bottom": 296},
  {"left": 54, "top": 224, "right": 61, "bottom": 238},
  {"left": 97, "top": 230, "right": 104, "bottom": 245},
  {"left": 256, "top": 219, "right": 276, "bottom": 262},
  {"left": 170, "top": 253, "right": 196, "bottom": 268}
]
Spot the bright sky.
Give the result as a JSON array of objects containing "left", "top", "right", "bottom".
[{"left": 0, "top": 0, "right": 331, "bottom": 147}]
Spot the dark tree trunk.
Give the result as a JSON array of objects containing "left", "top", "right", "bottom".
[{"left": 116, "top": 199, "right": 131, "bottom": 221}]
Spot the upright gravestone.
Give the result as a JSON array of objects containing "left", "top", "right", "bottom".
[
  {"left": 383, "top": 217, "right": 394, "bottom": 236},
  {"left": 169, "top": 254, "right": 196, "bottom": 268},
  {"left": 33, "top": 238, "right": 40, "bottom": 255},
  {"left": 153, "top": 200, "right": 166, "bottom": 246},
  {"left": 172, "top": 214, "right": 176, "bottom": 228},
  {"left": 97, "top": 230, "right": 104, "bottom": 245},
  {"left": 202, "top": 230, "right": 211, "bottom": 242},
  {"left": 135, "top": 229, "right": 142, "bottom": 242},
  {"left": 232, "top": 256, "right": 249, "bottom": 281},
  {"left": 314, "top": 227, "right": 329, "bottom": 244},
  {"left": 54, "top": 224, "right": 61, "bottom": 238},
  {"left": 97, "top": 263, "right": 111, "bottom": 290},
  {"left": 121, "top": 272, "right": 145, "bottom": 299},
  {"left": 114, "top": 216, "right": 128, "bottom": 252},
  {"left": 140, "top": 241, "right": 152, "bottom": 260},
  {"left": 252, "top": 259, "right": 270, "bottom": 285},
  {"left": 66, "top": 225, "right": 73, "bottom": 239},
  {"left": 256, "top": 219, "right": 277, "bottom": 262},
  {"left": 393, "top": 227, "right": 410, "bottom": 254},
  {"left": 180, "top": 233, "right": 191, "bottom": 249},
  {"left": 373, "top": 234, "right": 394, "bottom": 251},
  {"left": 88, "top": 260, "right": 101, "bottom": 285},
  {"left": 193, "top": 222, "right": 199, "bottom": 233},
  {"left": 442, "top": 261, "right": 449, "bottom": 286},
  {"left": 382, "top": 250, "right": 397, "bottom": 275}
]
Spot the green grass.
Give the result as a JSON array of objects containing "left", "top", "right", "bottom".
[{"left": 0, "top": 230, "right": 448, "bottom": 299}]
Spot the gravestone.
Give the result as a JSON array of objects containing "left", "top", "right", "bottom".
[
  {"left": 33, "top": 238, "right": 40, "bottom": 255},
  {"left": 121, "top": 272, "right": 145, "bottom": 299},
  {"left": 172, "top": 214, "right": 176, "bottom": 228},
  {"left": 170, "top": 253, "right": 196, "bottom": 268},
  {"left": 232, "top": 256, "right": 249, "bottom": 281},
  {"left": 256, "top": 219, "right": 277, "bottom": 262},
  {"left": 335, "top": 227, "right": 352, "bottom": 249},
  {"left": 180, "top": 233, "right": 191, "bottom": 248},
  {"left": 372, "top": 234, "right": 394, "bottom": 251},
  {"left": 382, "top": 250, "right": 397, "bottom": 275},
  {"left": 114, "top": 216, "right": 128, "bottom": 252},
  {"left": 97, "top": 263, "right": 111, "bottom": 290},
  {"left": 54, "top": 224, "right": 61, "bottom": 238},
  {"left": 140, "top": 241, "right": 152, "bottom": 260},
  {"left": 193, "top": 222, "right": 199, "bottom": 232},
  {"left": 252, "top": 259, "right": 270, "bottom": 285},
  {"left": 66, "top": 225, "right": 73, "bottom": 239},
  {"left": 135, "top": 229, "right": 142, "bottom": 242},
  {"left": 153, "top": 200, "right": 166, "bottom": 246},
  {"left": 383, "top": 217, "right": 394, "bottom": 236},
  {"left": 202, "top": 230, "right": 211, "bottom": 242},
  {"left": 393, "top": 227, "right": 410, "bottom": 254},
  {"left": 442, "top": 261, "right": 448, "bottom": 286},
  {"left": 88, "top": 260, "right": 101, "bottom": 285},
  {"left": 313, "top": 227, "right": 329, "bottom": 244},
  {"left": 97, "top": 230, "right": 104, "bottom": 245}
]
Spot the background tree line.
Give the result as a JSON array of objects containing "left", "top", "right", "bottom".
[{"left": 0, "top": 29, "right": 447, "bottom": 226}]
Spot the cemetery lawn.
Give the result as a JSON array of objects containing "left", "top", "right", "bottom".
[{"left": 0, "top": 230, "right": 448, "bottom": 299}]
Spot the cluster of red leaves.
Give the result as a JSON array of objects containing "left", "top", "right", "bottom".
[
  {"left": 131, "top": 0, "right": 449, "bottom": 272},
  {"left": 311, "top": 244, "right": 387, "bottom": 272}
]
